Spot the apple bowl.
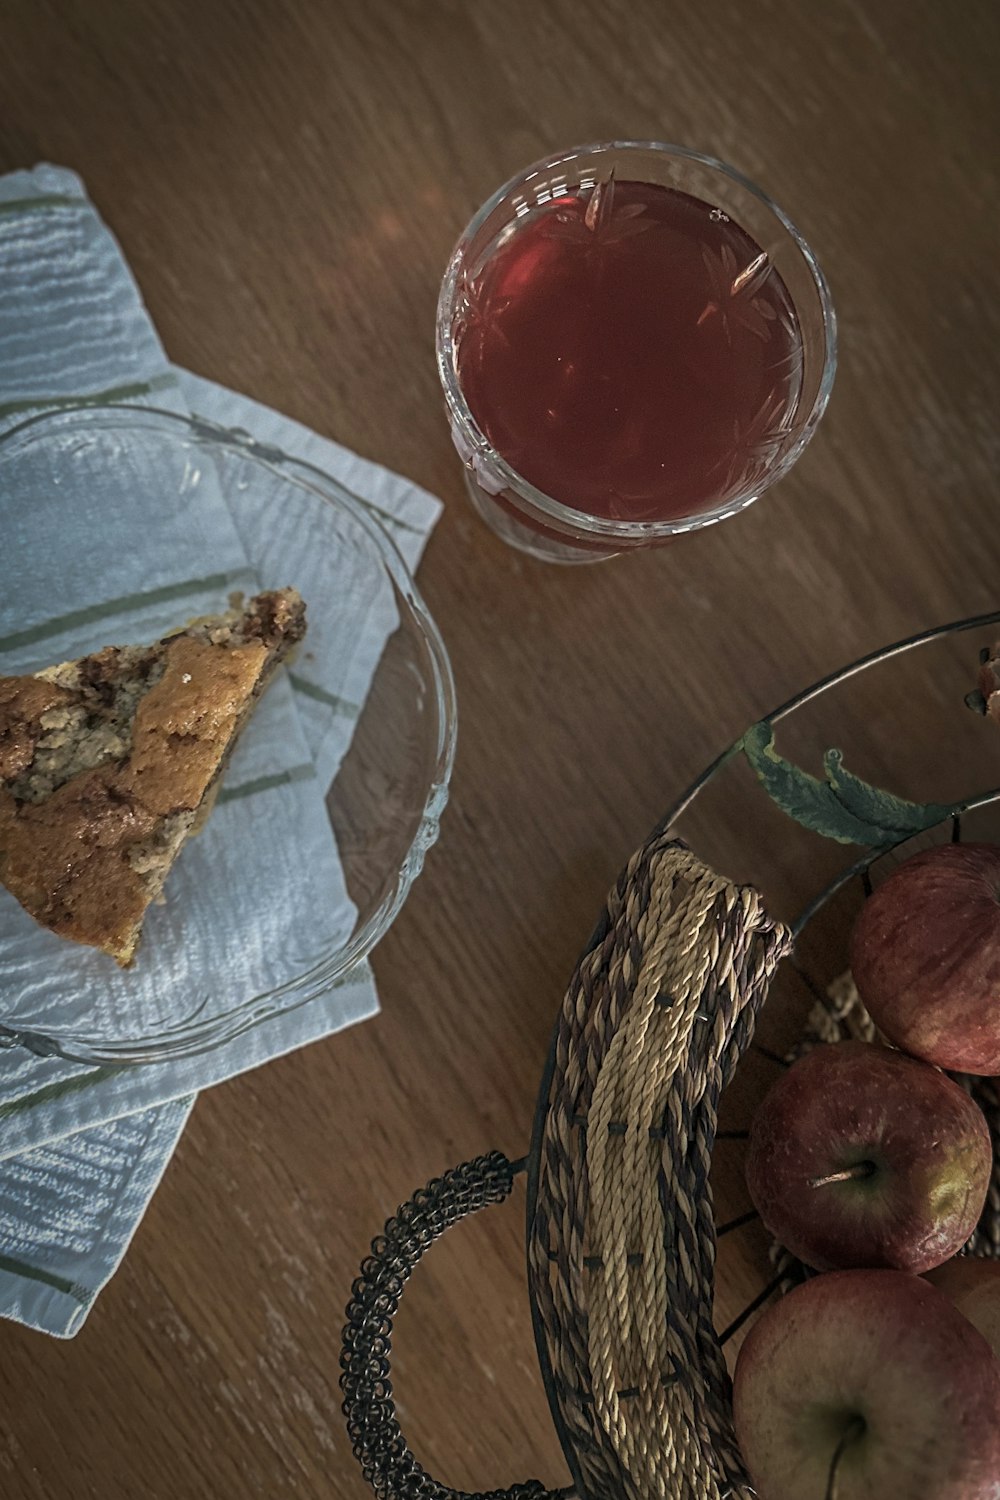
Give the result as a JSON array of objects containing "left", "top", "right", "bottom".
[
  {"left": 664, "top": 613, "right": 1000, "bottom": 1339},
  {"left": 342, "top": 610, "right": 1000, "bottom": 1500}
]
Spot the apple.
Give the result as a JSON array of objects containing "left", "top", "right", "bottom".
[
  {"left": 850, "top": 842, "right": 1000, "bottom": 1075},
  {"left": 732, "top": 1269, "right": 1000, "bottom": 1500},
  {"left": 927, "top": 1256, "right": 1000, "bottom": 1356},
  {"left": 745, "top": 1041, "right": 990, "bottom": 1272}
]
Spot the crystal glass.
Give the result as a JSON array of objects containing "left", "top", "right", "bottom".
[
  {"left": 437, "top": 141, "right": 836, "bottom": 563},
  {"left": 0, "top": 405, "right": 456, "bottom": 1062}
]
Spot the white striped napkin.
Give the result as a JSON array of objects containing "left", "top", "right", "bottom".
[{"left": 0, "top": 166, "right": 443, "bottom": 1335}]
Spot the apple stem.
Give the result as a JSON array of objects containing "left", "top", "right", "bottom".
[
  {"left": 825, "top": 1415, "right": 866, "bottom": 1500},
  {"left": 808, "top": 1162, "right": 876, "bottom": 1190}
]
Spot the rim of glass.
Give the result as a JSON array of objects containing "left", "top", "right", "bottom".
[
  {"left": 0, "top": 402, "right": 458, "bottom": 1063},
  {"left": 436, "top": 140, "right": 838, "bottom": 542}
]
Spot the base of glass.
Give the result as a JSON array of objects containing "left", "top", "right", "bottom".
[{"left": 463, "top": 473, "right": 618, "bottom": 565}]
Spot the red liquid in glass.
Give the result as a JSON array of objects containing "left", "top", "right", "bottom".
[{"left": 456, "top": 180, "right": 803, "bottom": 522}]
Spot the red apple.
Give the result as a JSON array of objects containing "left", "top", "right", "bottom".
[
  {"left": 745, "top": 1041, "right": 990, "bottom": 1272},
  {"left": 733, "top": 1270, "right": 1000, "bottom": 1500},
  {"left": 927, "top": 1256, "right": 1000, "bottom": 1356},
  {"left": 850, "top": 842, "right": 1000, "bottom": 1074}
]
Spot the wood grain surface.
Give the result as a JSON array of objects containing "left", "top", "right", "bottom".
[{"left": 2, "top": 2, "right": 999, "bottom": 1496}]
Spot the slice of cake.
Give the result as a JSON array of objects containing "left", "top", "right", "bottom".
[{"left": 0, "top": 589, "right": 306, "bottom": 966}]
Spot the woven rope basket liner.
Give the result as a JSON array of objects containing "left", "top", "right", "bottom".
[
  {"left": 342, "top": 833, "right": 1000, "bottom": 1500},
  {"left": 526, "top": 837, "right": 790, "bottom": 1500}
]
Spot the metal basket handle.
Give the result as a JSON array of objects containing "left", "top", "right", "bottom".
[{"left": 341, "top": 1150, "right": 567, "bottom": 1500}]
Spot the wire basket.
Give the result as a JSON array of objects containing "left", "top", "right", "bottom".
[{"left": 341, "top": 611, "right": 1000, "bottom": 1500}]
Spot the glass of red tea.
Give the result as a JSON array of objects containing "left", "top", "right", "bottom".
[{"left": 436, "top": 141, "right": 836, "bottom": 563}]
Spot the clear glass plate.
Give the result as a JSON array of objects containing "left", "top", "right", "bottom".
[{"left": 0, "top": 405, "right": 455, "bottom": 1063}]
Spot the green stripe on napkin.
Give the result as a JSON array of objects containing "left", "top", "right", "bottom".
[
  {"left": 287, "top": 673, "right": 359, "bottom": 717},
  {"left": 0, "top": 1253, "right": 82, "bottom": 1300},
  {"left": 0, "top": 194, "right": 88, "bottom": 217},
  {"left": 0, "top": 371, "right": 179, "bottom": 419},
  {"left": 0, "top": 1067, "right": 121, "bottom": 1121},
  {"left": 0, "top": 569, "right": 253, "bottom": 655},
  {"left": 218, "top": 764, "right": 315, "bottom": 803}
]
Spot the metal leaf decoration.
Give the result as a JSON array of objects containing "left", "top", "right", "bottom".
[
  {"left": 821, "top": 748, "right": 954, "bottom": 835},
  {"left": 741, "top": 723, "right": 958, "bottom": 847}
]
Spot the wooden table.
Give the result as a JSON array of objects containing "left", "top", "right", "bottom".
[{"left": 2, "top": 2, "right": 999, "bottom": 1495}]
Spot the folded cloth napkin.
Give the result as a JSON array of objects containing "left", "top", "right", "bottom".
[{"left": 0, "top": 167, "right": 443, "bottom": 1335}]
